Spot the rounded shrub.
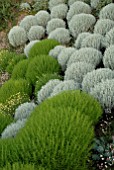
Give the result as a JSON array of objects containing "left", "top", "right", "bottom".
[
  {"left": 35, "top": 10, "right": 50, "bottom": 27},
  {"left": 46, "top": 18, "right": 66, "bottom": 35},
  {"left": 8, "top": 26, "right": 28, "bottom": 47},
  {"left": 64, "top": 62, "right": 95, "bottom": 83},
  {"left": 20, "top": 2, "right": 31, "bottom": 11},
  {"left": 58, "top": 47, "right": 76, "bottom": 71},
  {"left": 68, "top": 0, "right": 90, "bottom": 6},
  {"left": 67, "top": 1, "right": 91, "bottom": 22},
  {"left": 28, "top": 39, "right": 60, "bottom": 59},
  {"left": 49, "top": 45, "right": 66, "bottom": 59},
  {"left": 37, "top": 79, "right": 61, "bottom": 103},
  {"left": 34, "top": 73, "right": 62, "bottom": 97},
  {"left": 11, "top": 60, "right": 29, "bottom": 80},
  {"left": 19, "top": 15, "right": 38, "bottom": 32},
  {"left": 81, "top": 33, "right": 104, "bottom": 50},
  {"left": 91, "top": 0, "right": 113, "bottom": 10},
  {"left": 48, "top": 0, "right": 66, "bottom": 10},
  {"left": 50, "top": 80, "right": 80, "bottom": 97},
  {"left": 48, "top": 28, "right": 71, "bottom": 45},
  {"left": 14, "top": 102, "right": 36, "bottom": 121},
  {"left": 24, "top": 40, "right": 39, "bottom": 57},
  {"left": 67, "top": 47, "right": 102, "bottom": 68},
  {"left": 51, "top": 4, "right": 68, "bottom": 19},
  {"left": 28, "top": 26, "right": 45, "bottom": 41},
  {"left": 90, "top": 79, "right": 114, "bottom": 111},
  {"left": 94, "top": 19, "right": 114, "bottom": 36},
  {"left": 74, "top": 32, "right": 91, "bottom": 49},
  {"left": 26, "top": 55, "right": 61, "bottom": 85},
  {"left": 103, "top": 45, "right": 114, "bottom": 69},
  {"left": 99, "top": 3, "right": 114, "bottom": 21},
  {"left": 103, "top": 27, "right": 114, "bottom": 47},
  {"left": 68, "top": 13, "right": 96, "bottom": 38},
  {"left": 82, "top": 68, "right": 114, "bottom": 92}
]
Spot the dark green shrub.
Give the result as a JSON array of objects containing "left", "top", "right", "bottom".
[
  {"left": 28, "top": 39, "right": 60, "bottom": 59},
  {"left": 0, "top": 79, "right": 32, "bottom": 103},
  {"left": 26, "top": 55, "right": 61, "bottom": 86},
  {"left": 11, "top": 60, "right": 29, "bottom": 80}
]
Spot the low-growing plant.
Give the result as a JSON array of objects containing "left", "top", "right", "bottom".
[
  {"left": 20, "top": 2, "right": 31, "bottom": 11},
  {"left": 28, "top": 26, "right": 45, "bottom": 41},
  {"left": 35, "top": 10, "right": 50, "bottom": 27},
  {"left": 68, "top": 0, "right": 90, "bottom": 6},
  {"left": 99, "top": 3, "right": 114, "bottom": 20},
  {"left": 24, "top": 40, "right": 39, "bottom": 57},
  {"left": 32, "top": 0, "right": 48, "bottom": 12},
  {"left": 51, "top": 4, "right": 68, "bottom": 19},
  {"left": 49, "top": 45, "right": 66, "bottom": 59},
  {"left": 103, "top": 45, "right": 114, "bottom": 69},
  {"left": 103, "top": 27, "right": 114, "bottom": 47},
  {"left": 48, "top": 0, "right": 67, "bottom": 10}
]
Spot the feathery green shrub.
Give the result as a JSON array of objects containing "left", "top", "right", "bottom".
[
  {"left": 49, "top": 45, "right": 66, "bottom": 59},
  {"left": 28, "top": 26, "right": 45, "bottom": 41},
  {"left": 103, "top": 45, "right": 114, "bottom": 69},
  {"left": 51, "top": 4, "right": 68, "bottom": 19},
  {"left": 35, "top": 10, "right": 50, "bottom": 27},
  {"left": 99, "top": 3, "right": 114, "bottom": 20}
]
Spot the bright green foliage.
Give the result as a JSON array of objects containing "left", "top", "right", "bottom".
[
  {"left": 0, "top": 79, "right": 32, "bottom": 103},
  {"left": 26, "top": 55, "right": 61, "bottom": 85},
  {"left": 33, "top": 0, "right": 48, "bottom": 12},
  {"left": 34, "top": 73, "right": 62, "bottom": 97},
  {"left": 99, "top": 3, "right": 114, "bottom": 20},
  {"left": 28, "top": 39, "right": 60, "bottom": 59},
  {"left": 11, "top": 60, "right": 29, "bottom": 80},
  {"left": 28, "top": 26, "right": 45, "bottom": 41},
  {"left": 0, "top": 163, "right": 36, "bottom": 170},
  {"left": 0, "top": 113, "right": 13, "bottom": 135},
  {"left": 24, "top": 40, "right": 39, "bottom": 57},
  {"left": 51, "top": 4, "right": 68, "bottom": 19},
  {"left": 103, "top": 45, "right": 114, "bottom": 69},
  {"left": 35, "top": 10, "right": 50, "bottom": 27}
]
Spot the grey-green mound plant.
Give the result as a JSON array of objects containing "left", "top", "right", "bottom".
[
  {"left": 81, "top": 33, "right": 104, "bottom": 50},
  {"left": 58, "top": 47, "right": 76, "bottom": 71},
  {"left": 67, "top": 47, "right": 102, "bottom": 68},
  {"left": 94, "top": 19, "right": 114, "bottom": 36},
  {"left": 90, "top": 0, "right": 100, "bottom": 8},
  {"left": 49, "top": 45, "right": 66, "bottom": 59},
  {"left": 24, "top": 40, "right": 39, "bottom": 57},
  {"left": 1, "top": 119, "right": 26, "bottom": 139},
  {"left": 50, "top": 80, "right": 80, "bottom": 97},
  {"left": 74, "top": 32, "right": 91, "bottom": 49},
  {"left": 51, "top": 4, "right": 68, "bottom": 19},
  {"left": 37, "top": 79, "right": 61, "bottom": 104},
  {"left": 46, "top": 18, "right": 66, "bottom": 35},
  {"left": 14, "top": 102, "right": 36, "bottom": 121},
  {"left": 20, "top": 2, "right": 31, "bottom": 11},
  {"left": 103, "top": 27, "right": 114, "bottom": 47},
  {"left": 28, "top": 26, "right": 45, "bottom": 41},
  {"left": 64, "top": 61, "right": 95, "bottom": 83},
  {"left": 68, "top": 0, "right": 89, "bottom": 6},
  {"left": 103, "top": 45, "right": 114, "bottom": 69},
  {"left": 90, "top": 79, "right": 114, "bottom": 112},
  {"left": 35, "top": 10, "right": 50, "bottom": 27},
  {"left": 99, "top": 3, "right": 114, "bottom": 21},
  {"left": 48, "top": 0, "right": 67, "bottom": 10},
  {"left": 68, "top": 13, "right": 96, "bottom": 38},
  {"left": 8, "top": 26, "right": 28, "bottom": 47},
  {"left": 48, "top": 28, "right": 71, "bottom": 45},
  {"left": 82, "top": 68, "right": 114, "bottom": 92},
  {"left": 67, "top": 1, "right": 91, "bottom": 22},
  {"left": 19, "top": 15, "right": 38, "bottom": 32},
  {"left": 33, "top": 0, "right": 48, "bottom": 12}
]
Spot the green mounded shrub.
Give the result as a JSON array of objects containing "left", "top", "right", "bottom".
[
  {"left": 0, "top": 113, "right": 13, "bottom": 135},
  {"left": 28, "top": 26, "right": 45, "bottom": 41},
  {"left": 67, "top": 1, "right": 91, "bottom": 22},
  {"left": 34, "top": 73, "right": 62, "bottom": 97},
  {"left": 68, "top": 13, "right": 96, "bottom": 38},
  {"left": 0, "top": 79, "right": 32, "bottom": 103},
  {"left": 94, "top": 19, "right": 114, "bottom": 36},
  {"left": 51, "top": 4, "right": 68, "bottom": 19},
  {"left": 103, "top": 45, "right": 114, "bottom": 69},
  {"left": 35, "top": 10, "right": 50, "bottom": 27},
  {"left": 49, "top": 45, "right": 66, "bottom": 59},
  {"left": 82, "top": 68, "right": 114, "bottom": 92},
  {"left": 8, "top": 26, "right": 28, "bottom": 47},
  {"left": 48, "top": 0, "right": 67, "bottom": 10},
  {"left": 11, "top": 60, "right": 29, "bottom": 80},
  {"left": 26, "top": 55, "right": 61, "bottom": 86},
  {"left": 103, "top": 28, "right": 114, "bottom": 47},
  {"left": 99, "top": 3, "right": 114, "bottom": 20},
  {"left": 0, "top": 163, "right": 36, "bottom": 170},
  {"left": 28, "top": 39, "right": 60, "bottom": 59},
  {"left": 33, "top": 0, "right": 48, "bottom": 12}
]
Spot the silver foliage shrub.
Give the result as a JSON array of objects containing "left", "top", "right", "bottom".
[
  {"left": 24, "top": 40, "right": 39, "bottom": 57},
  {"left": 50, "top": 80, "right": 80, "bottom": 97},
  {"left": 68, "top": 14, "right": 96, "bottom": 38},
  {"left": 46, "top": 18, "right": 66, "bottom": 34},
  {"left": 67, "top": 47, "right": 102, "bottom": 68},
  {"left": 37, "top": 79, "right": 61, "bottom": 104},
  {"left": 90, "top": 79, "right": 114, "bottom": 111},
  {"left": 48, "top": 0, "right": 66, "bottom": 10},
  {"left": 103, "top": 45, "right": 114, "bottom": 69},
  {"left": 1, "top": 119, "right": 26, "bottom": 139},
  {"left": 8, "top": 26, "right": 28, "bottom": 47},
  {"left": 82, "top": 68, "right": 114, "bottom": 92},
  {"left": 20, "top": 2, "right": 31, "bottom": 10},
  {"left": 90, "top": 0, "right": 100, "bottom": 8},
  {"left": 74, "top": 32, "right": 91, "bottom": 49},
  {"left": 28, "top": 26, "right": 45, "bottom": 41},
  {"left": 68, "top": 0, "right": 89, "bottom": 6},
  {"left": 58, "top": 47, "right": 76, "bottom": 71},
  {"left": 48, "top": 28, "right": 71, "bottom": 45},
  {"left": 94, "top": 19, "right": 114, "bottom": 36},
  {"left": 99, "top": 3, "right": 114, "bottom": 21},
  {"left": 67, "top": 1, "right": 91, "bottom": 22},
  {"left": 19, "top": 15, "right": 38, "bottom": 32},
  {"left": 81, "top": 33, "right": 104, "bottom": 50},
  {"left": 64, "top": 62, "right": 95, "bottom": 83},
  {"left": 49, "top": 45, "right": 66, "bottom": 59},
  {"left": 35, "top": 10, "right": 50, "bottom": 27},
  {"left": 14, "top": 102, "right": 36, "bottom": 121},
  {"left": 51, "top": 4, "right": 68, "bottom": 19},
  {"left": 103, "top": 27, "right": 114, "bottom": 47}
]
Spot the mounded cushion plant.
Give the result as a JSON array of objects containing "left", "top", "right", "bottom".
[
  {"left": 28, "top": 26, "right": 45, "bottom": 41},
  {"left": 35, "top": 10, "right": 50, "bottom": 27},
  {"left": 103, "top": 45, "right": 114, "bottom": 69},
  {"left": 24, "top": 40, "right": 39, "bottom": 57},
  {"left": 48, "top": 0, "right": 67, "bottom": 10},
  {"left": 51, "top": 4, "right": 68, "bottom": 19},
  {"left": 103, "top": 28, "right": 114, "bottom": 47},
  {"left": 49, "top": 45, "right": 66, "bottom": 59},
  {"left": 68, "top": 0, "right": 90, "bottom": 6}
]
